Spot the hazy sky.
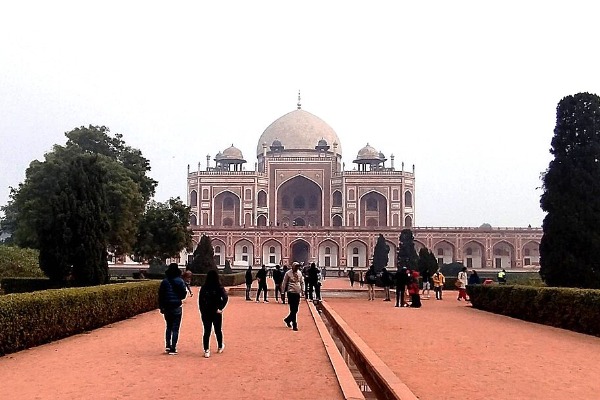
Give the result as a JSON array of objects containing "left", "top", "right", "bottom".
[{"left": 2, "top": 1, "right": 599, "bottom": 228}]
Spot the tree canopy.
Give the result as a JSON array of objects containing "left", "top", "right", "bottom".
[
  {"left": 1, "top": 125, "right": 156, "bottom": 285},
  {"left": 418, "top": 247, "right": 438, "bottom": 275},
  {"left": 2, "top": 125, "right": 156, "bottom": 256},
  {"left": 540, "top": 92, "right": 600, "bottom": 288},
  {"left": 134, "top": 197, "right": 192, "bottom": 263}
]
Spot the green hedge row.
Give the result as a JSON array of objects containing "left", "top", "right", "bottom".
[
  {"left": 190, "top": 271, "right": 247, "bottom": 287},
  {"left": 0, "top": 280, "right": 160, "bottom": 356},
  {"left": 466, "top": 285, "right": 600, "bottom": 337}
]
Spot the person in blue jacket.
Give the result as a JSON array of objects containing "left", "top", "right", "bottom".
[{"left": 158, "top": 263, "right": 188, "bottom": 355}]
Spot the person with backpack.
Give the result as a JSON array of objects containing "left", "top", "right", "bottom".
[
  {"left": 158, "top": 263, "right": 188, "bottom": 355},
  {"left": 199, "top": 269, "right": 229, "bottom": 358}
]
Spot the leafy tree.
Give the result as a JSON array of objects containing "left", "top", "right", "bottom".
[
  {"left": 3, "top": 125, "right": 155, "bottom": 256},
  {"left": 418, "top": 247, "right": 438, "bottom": 275},
  {"left": 372, "top": 234, "right": 389, "bottom": 273},
  {"left": 540, "top": 92, "right": 600, "bottom": 288},
  {"left": 134, "top": 197, "right": 192, "bottom": 264},
  {"left": 0, "top": 246, "right": 44, "bottom": 278},
  {"left": 397, "top": 229, "right": 419, "bottom": 271},
  {"left": 190, "top": 234, "right": 217, "bottom": 273}
]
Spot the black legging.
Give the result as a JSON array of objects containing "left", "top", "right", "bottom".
[
  {"left": 256, "top": 283, "right": 268, "bottom": 301},
  {"left": 285, "top": 292, "right": 301, "bottom": 328},
  {"left": 202, "top": 312, "right": 223, "bottom": 351}
]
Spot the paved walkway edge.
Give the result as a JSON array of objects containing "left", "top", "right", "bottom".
[
  {"left": 320, "top": 301, "right": 419, "bottom": 400},
  {"left": 307, "top": 300, "right": 365, "bottom": 400}
]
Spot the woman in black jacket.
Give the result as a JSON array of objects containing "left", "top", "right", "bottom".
[
  {"left": 158, "top": 263, "right": 188, "bottom": 355},
  {"left": 199, "top": 269, "right": 229, "bottom": 358}
]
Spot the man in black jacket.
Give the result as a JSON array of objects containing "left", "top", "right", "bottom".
[
  {"left": 381, "top": 267, "right": 392, "bottom": 301},
  {"left": 245, "top": 266, "right": 253, "bottom": 301},
  {"left": 255, "top": 264, "right": 269, "bottom": 302},
  {"left": 158, "top": 263, "right": 188, "bottom": 355},
  {"left": 395, "top": 266, "right": 410, "bottom": 307},
  {"left": 272, "top": 265, "right": 284, "bottom": 302}
]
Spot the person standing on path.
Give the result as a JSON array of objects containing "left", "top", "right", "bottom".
[
  {"left": 432, "top": 269, "right": 445, "bottom": 300},
  {"left": 421, "top": 267, "right": 431, "bottom": 299},
  {"left": 395, "top": 266, "right": 410, "bottom": 307},
  {"left": 409, "top": 270, "right": 422, "bottom": 308},
  {"left": 366, "top": 266, "right": 377, "bottom": 301},
  {"left": 457, "top": 266, "right": 468, "bottom": 301},
  {"left": 381, "top": 267, "right": 392, "bottom": 301},
  {"left": 182, "top": 268, "right": 194, "bottom": 297},
  {"left": 281, "top": 265, "right": 289, "bottom": 304},
  {"left": 158, "top": 263, "right": 188, "bottom": 355},
  {"left": 468, "top": 270, "right": 481, "bottom": 285},
  {"left": 348, "top": 267, "right": 356, "bottom": 287},
  {"left": 359, "top": 270, "right": 365, "bottom": 288},
  {"left": 245, "top": 266, "right": 253, "bottom": 301},
  {"left": 256, "top": 264, "right": 269, "bottom": 302},
  {"left": 272, "top": 265, "right": 284, "bottom": 302},
  {"left": 308, "top": 262, "right": 320, "bottom": 300},
  {"left": 282, "top": 262, "right": 304, "bottom": 331},
  {"left": 199, "top": 269, "right": 229, "bottom": 358}
]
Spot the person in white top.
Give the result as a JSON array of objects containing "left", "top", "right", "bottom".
[
  {"left": 281, "top": 262, "right": 304, "bottom": 331},
  {"left": 457, "top": 266, "right": 468, "bottom": 301}
]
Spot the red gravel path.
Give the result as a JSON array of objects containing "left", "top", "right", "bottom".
[
  {"left": 0, "top": 290, "right": 343, "bottom": 400},
  {"left": 326, "top": 294, "right": 600, "bottom": 400}
]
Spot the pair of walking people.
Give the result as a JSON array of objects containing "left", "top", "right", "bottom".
[{"left": 158, "top": 264, "right": 228, "bottom": 358}]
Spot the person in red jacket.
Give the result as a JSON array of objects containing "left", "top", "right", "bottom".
[{"left": 408, "top": 270, "right": 422, "bottom": 308}]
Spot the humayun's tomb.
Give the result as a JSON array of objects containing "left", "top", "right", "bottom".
[{"left": 185, "top": 95, "right": 542, "bottom": 271}]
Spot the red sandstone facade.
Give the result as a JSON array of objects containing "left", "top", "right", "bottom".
[{"left": 186, "top": 100, "right": 542, "bottom": 271}]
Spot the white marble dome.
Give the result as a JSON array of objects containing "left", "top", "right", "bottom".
[{"left": 256, "top": 109, "right": 342, "bottom": 156}]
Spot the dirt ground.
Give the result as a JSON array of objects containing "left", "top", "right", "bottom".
[
  {"left": 0, "top": 290, "right": 343, "bottom": 400},
  {"left": 326, "top": 293, "right": 600, "bottom": 400}
]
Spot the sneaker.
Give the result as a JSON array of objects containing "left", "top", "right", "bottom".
[
  {"left": 264, "top": 299, "right": 269, "bottom": 303},
  {"left": 284, "top": 318, "right": 292, "bottom": 328},
  {"left": 293, "top": 326, "right": 298, "bottom": 331},
  {"left": 204, "top": 350, "right": 210, "bottom": 358},
  {"left": 168, "top": 349, "right": 178, "bottom": 355},
  {"left": 165, "top": 347, "right": 170, "bottom": 353},
  {"left": 255, "top": 300, "right": 260, "bottom": 303},
  {"left": 217, "top": 344, "right": 225, "bottom": 354}
]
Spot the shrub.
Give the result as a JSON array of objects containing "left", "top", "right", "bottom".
[
  {"left": 467, "top": 285, "right": 600, "bottom": 337},
  {"left": 191, "top": 271, "right": 246, "bottom": 287},
  {"left": 0, "top": 280, "right": 160, "bottom": 356}
]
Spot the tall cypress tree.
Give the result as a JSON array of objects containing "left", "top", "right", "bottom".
[
  {"left": 372, "top": 234, "right": 389, "bottom": 273},
  {"left": 397, "top": 229, "right": 419, "bottom": 271},
  {"left": 190, "top": 234, "right": 217, "bottom": 273},
  {"left": 540, "top": 92, "right": 600, "bottom": 288}
]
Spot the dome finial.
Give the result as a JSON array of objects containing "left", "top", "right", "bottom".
[{"left": 297, "top": 90, "right": 301, "bottom": 109}]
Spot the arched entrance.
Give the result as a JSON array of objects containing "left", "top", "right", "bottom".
[
  {"left": 277, "top": 176, "right": 322, "bottom": 227},
  {"left": 291, "top": 240, "right": 310, "bottom": 265}
]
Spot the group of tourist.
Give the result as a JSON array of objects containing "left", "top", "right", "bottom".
[
  {"left": 245, "top": 263, "right": 323, "bottom": 303},
  {"left": 158, "top": 263, "right": 228, "bottom": 358}
]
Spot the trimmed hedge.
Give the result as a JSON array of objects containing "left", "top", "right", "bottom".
[
  {"left": 0, "top": 280, "right": 160, "bottom": 356},
  {"left": 1, "top": 278, "right": 64, "bottom": 294},
  {"left": 467, "top": 285, "right": 600, "bottom": 337},
  {"left": 191, "top": 271, "right": 248, "bottom": 287}
]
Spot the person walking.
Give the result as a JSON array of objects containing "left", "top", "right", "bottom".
[
  {"left": 244, "top": 266, "right": 253, "bottom": 301},
  {"left": 348, "top": 267, "right": 356, "bottom": 287},
  {"left": 282, "top": 262, "right": 304, "bottom": 331},
  {"left": 302, "top": 263, "right": 311, "bottom": 299},
  {"left": 321, "top": 266, "right": 326, "bottom": 281},
  {"left": 497, "top": 269, "right": 507, "bottom": 284},
  {"left": 158, "top": 263, "right": 188, "bottom": 355},
  {"left": 199, "top": 269, "right": 229, "bottom": 358},
  {"left": 272, "top": 265, "right": 284, "bottom": 302},
  {"left": 182, "top": 268, "right": 194, "bottom": 297},
  {"left": 395, "top": 266, "right": 410, "bottom": 307},
  {"left": 432, "top": 269, "right": 445, "bottom": 300},
  {"left": 366, "top": 266, "right": 377, "bottom": 301},
  {"left": 256, "top": 264, "right": 269, "bottom": 302},
  {"left": 359, "top": 270, "right": 365, "bottom": 288},
  {"left": 381, "top": 267, "right": 392, "bottom": 301},
  {"left": 457, "top": 266, "right": 468, "bottom": 301}
]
